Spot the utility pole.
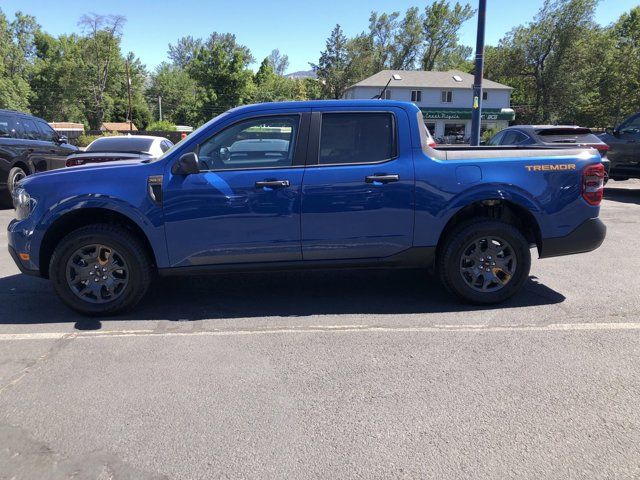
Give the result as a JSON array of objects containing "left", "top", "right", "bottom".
[
  {"left": 125, "top": 59, "right": 133, "bottom": 132},
  {"left": 158, "top": 96, "right": 163, "bottom": 122},
  {"left": 470, "top": 0, "right": 487, "bottom": 146}
]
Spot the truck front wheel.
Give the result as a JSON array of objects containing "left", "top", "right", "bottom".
[
  {"left": 438, "top": 219, "right": 531, "bottom": 304},
  {"left": 49, "top": 224, "right": 151, "bottom": 316}
]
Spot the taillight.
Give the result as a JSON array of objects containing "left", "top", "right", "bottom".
[
  {"left": 593, "top": 144, "right": 609, "bottom": 158},
  {"left": 66, "top": 158, "right": 85, "bottom": 167},
  {"left": 428, "top": 140, "right": 437, "bottom": 148},
  {"left": 582, "top": 163, "right": 605, "bottom": 206}
]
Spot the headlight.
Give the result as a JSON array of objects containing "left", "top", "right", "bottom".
[{"left": 12, "top": 187, "right": 36, "bottom": 220}]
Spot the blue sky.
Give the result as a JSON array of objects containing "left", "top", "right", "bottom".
[{"left": 2, "top": 0, "right": 637, "bottom": 74}]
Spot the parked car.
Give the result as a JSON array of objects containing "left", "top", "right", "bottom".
[
  {"left": 487, "top": 125, "right": 610, "bottom": 177},
  {"left": 598, "top": 111, "right": 640, "bottom": 181},
  {"left": 65, "top": 135, "right": 174, "bottom": 167},
  {"left": 0, "top": 109, "right": 78, "bottom": 205},
  {"left": 8, "top": 100, "right": 606, "bottom": 315}
]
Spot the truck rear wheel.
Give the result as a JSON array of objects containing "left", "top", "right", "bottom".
[
  {"left": 49, "top": 224, "right": 151, "bottom": 316},
  {"left": 438, "top": 219, "right": 531, "bottom": 304}
]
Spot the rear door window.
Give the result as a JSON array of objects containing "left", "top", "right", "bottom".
[
  {"left": 20, "top": 118, "right": 41, "bottom": 141},
  {"left": 0, "top": 113, "right": 16, "bottom": 138},
  {"left": 488, "top": 131, "right": 504, "bottom": 145},
  {"left": 501, "top": 130, "right": 528, "bottom": 145},
  {"left": 319, "top": 112, "right": 395, "bottom": 165}
]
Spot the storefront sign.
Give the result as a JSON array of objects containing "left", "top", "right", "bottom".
[{"left": 420, "top": 107, "right": 515, "bottom": 121}]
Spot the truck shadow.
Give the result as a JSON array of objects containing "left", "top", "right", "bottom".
[
  {"left": 0, "top": 269, "right": 565, "bottom": 328},
  {"left": 604, "top": 186, "right": 640, "bottom": 205}
]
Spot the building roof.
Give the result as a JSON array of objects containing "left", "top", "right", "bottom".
[
  {"left": 49, "top": 122, "right": 84, "bottom": 131},
  {"left": 346, "top": 70, "right": 513, "bottom": 91},
  {"left": 101, "top": 122, "right": 138, "bottom": 131}
]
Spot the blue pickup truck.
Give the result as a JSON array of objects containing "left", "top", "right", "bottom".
[{"left": 8, "top": 100, "right": 606, "bottom": 315}]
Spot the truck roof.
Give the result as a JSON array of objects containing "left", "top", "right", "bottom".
[{"left": 228, "top": 100, "right": 420, "bottom": 114}]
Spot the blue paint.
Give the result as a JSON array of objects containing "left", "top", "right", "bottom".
[{"left": 7, "top": 100, "right": 603, "bottom": 276}]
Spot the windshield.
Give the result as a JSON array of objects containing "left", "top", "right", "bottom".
[{"left": 87, "top": 137, "right": 154, "bottom": 153}]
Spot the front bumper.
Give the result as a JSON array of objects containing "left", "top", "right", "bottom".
[
  {"left": 539, "top": 217, "right": 606, "bottom": 258},
  {"left": 7, "top": 218, "right": 41, "bottom": 276}
]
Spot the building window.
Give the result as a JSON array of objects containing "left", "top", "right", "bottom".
[
  {"left": 383, "top": 89, "right": 392, "bottom": 100},
  {"left": 441, "top": 91, "right": 453, "bottom": 103},
  {"left": 482, "top": 91, "right": 488, "bottom": 101},
  {"left": 411, "top": 90, "right": 422, "bottom": 102}
]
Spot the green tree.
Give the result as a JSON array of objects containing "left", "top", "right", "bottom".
[
  {"left": 78, "top": 13, "right": 127, "bottom": 129},
  {"left": 30, "top": 32, "right": 87, "bottom": 122},
  {"left": 421, "top": 0, "right": 475, "bottom": 70},
  {"left": 484, "top": 0, "right": 598, "bottom": 123},
  {"left": 148, "top": 62, "right": 200, "bottom": 126},
  {"left": 0, "top": 9, "right": 39, "bottom": 111},
  {"left": 267, "top": 49, "right": 289, "bottom": 75},
  {"left": 391, "top": 7, "right": 424, "bottom": 69},
  {"left": 168, "top": 35, "right": 202, "bottom": 68},
  {"left": 187, "top": 32, "right": 254, "bottom": 122},
  {"left": 598, "top": 7, "right": 640, "bottom": 125},
  {"left": 311, "top": 24, "right": 349, "bottom": 99}
]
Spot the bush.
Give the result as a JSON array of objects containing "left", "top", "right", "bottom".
[
  {"left": 146, "top": 120, "right": 177, "bottom": 131},
  {"left": 75, "top": 131, "right": 120, "bottom": 147},
  {"left": 481, "top": 128, "right": 500, "bottom": 144}
]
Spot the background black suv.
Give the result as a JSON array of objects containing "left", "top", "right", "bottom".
[
  {"left": 0, "top": 109, "right": 78, "bottom": 205},
  {"left": 599, "top": 111, "right": 640, "bottom": 181}
]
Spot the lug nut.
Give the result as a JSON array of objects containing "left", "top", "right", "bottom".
[{"left": 102, "top": 267, "right": 107, "bottom": 272}]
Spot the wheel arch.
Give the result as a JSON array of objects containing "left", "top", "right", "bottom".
[
  {"left": 435, "top": 198, "right": 543, "bottom": 260},
  {"left": 39, "top": 207, "right": 157, "bottom": 278},
  {"left": 11, "top": 160, "right": 31, "bottom": 175}
]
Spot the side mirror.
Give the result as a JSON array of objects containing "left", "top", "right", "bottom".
[
  {"left": 171, "top": 152, "right": 200, "bottom": 176},
  {"left": 605, "top": 127, "right": 619, "bottom": 136},
  {"left": 57, "top": 135, "right": 68, "bottom": 144}
]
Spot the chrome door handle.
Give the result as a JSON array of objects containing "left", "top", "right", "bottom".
[
  {"left": 255, "top": 180, "right": 290, "bottom": 189},
  {"left": 365, "top": 174, "right": 399, "bottom": 184}
]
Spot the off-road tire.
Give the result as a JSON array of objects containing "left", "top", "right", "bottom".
[
  {"left": 50, "top": 224, "right": 151, "bottom": 316},
  {"left": 438, "top": 219, "right": 531, "bottom": 304}
]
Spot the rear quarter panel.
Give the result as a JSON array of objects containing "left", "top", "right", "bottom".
[{"left": 412, "top": 149, "right": 602, "bottom": 248}]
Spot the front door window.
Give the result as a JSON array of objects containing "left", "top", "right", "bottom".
[{"left": 198, "top": 115, "right": 299, "bottom": 171}]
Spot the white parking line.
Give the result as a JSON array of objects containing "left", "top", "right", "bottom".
[{"left": 1, "top": 321, "right": 640, "bottom": 341}]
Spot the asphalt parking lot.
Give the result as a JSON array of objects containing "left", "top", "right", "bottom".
[{"left": 0, "top": 180, "right": 639, "bottom": 479}]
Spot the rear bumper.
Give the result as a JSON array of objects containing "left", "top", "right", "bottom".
[{"left": 539, "top": 217, "right": 606, "bottom": 258}]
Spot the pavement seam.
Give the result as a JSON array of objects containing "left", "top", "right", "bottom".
[{"left": 0, "top": 331, "right": 78, "bottom": 395}]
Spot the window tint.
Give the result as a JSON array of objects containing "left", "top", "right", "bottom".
[
  {"left": 488, "top": 131, "right": 504, "bottom": 146},
  {"left": 319, "top": 113, "right": 395, "bottom": 165},
  {"left": 620, "top": 114, "right": 640, "bottom": 134},
  {"left": 0, "top": 114, "right": 15, "bottom": 138},
  {"left": 501, "top": 130, "right": 528, "bottom": 145},
  {"left": 87, "top": 137, "right": 155, "bottom": 152},
  {"left": 20, "top": 118, "right": 40, "bottom": 140},
  {"left": 36, "top": 121, "right": 57, "bottom": 142},
  {"left": 198, "top": 115, "right": 299, "bottom": 170},
  {"left": 160, "top": 140, "right": 173, "bottom": 152}
]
